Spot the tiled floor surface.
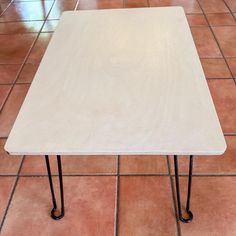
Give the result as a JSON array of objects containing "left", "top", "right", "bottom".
[{"left": 0, "top": 0, "right": 236, "bottom": 235}]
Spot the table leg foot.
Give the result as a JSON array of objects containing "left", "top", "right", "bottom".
[
  {"left": 174, "top": 155, "right": 193, "bottom": 223},
  {"left": 45, "top": 155, "right": 65, "bottom": 220}
]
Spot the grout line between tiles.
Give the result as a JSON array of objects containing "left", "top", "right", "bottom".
[
  {"left": 196, "top": 0, "right": 236, "bottom": 86},
  {"left": 0, "top": 82, "right": 31, "bottom": 86},
  {"left": 115, "top": 155, "right": 120, "bottom": 236},
  {"left": 0, "top": 19, "right": 57, "bottom": 23},
  {"left": 0, "top": 155, "right": 25, "bottom": 232},
  {"left": 167, "top": 156, "right": 181, "bottom": 236},
  {"left": 188, "top": 12, "right": 235, "bottom": 15},
  {"left": 0, "top": 0, "right": 13, "bottom": 17},
  {"left": 15, "top": 173, "right": 170, "bottom": 177},
  {"left": 171, "top": 174, "right": 236, "bottom": 177},
  {"left": 224, "top": 133, "right": 236, "bottom": 136},
  {"left": 0, "top": 0, "right": 57, "bottom": 113},
  {"left": 222, "top": 0, "right": 236, "bottom": 20},
  {"left": 3, "top": 173, "right": 236, "bottom": 177},
  {"left": 0, "top": 31, "right": 54, "bottom": 35},
  {"left": 206, "top": 77, "right": 234, "bottom": 80}
]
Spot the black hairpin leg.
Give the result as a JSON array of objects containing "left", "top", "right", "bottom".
[
  {"left": 45, "top": 155, "right": 64, "bottom": 220},
  {"left": 174, "top": 155, "right": 193, "bottom": 223}
]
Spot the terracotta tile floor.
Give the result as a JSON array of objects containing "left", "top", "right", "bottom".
[{"left": 0, "top": 0, "right": 236, "bottom": 235}]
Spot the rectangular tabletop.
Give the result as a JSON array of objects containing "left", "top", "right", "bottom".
[{"left": 5, "top": 7, "right": 226, "bottom": 156}]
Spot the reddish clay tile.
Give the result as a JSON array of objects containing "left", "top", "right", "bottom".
[
  {"left": 27, "top": 33, "right": 52, "bottom": 64},
  {"left": 119, "top": 176, "right": 177, "bottom": 236},
  {"left": 149, "top": 0, "right": 202, "bottom": 14},
  {"left": 120, "top": 155, "right": 168, "bottom": 174},
  {"left": 0, "top": 64, "right": 21, "bottom": 84},
  {"left": 0, "top": 177, "right": 16, "bottom": 223},
  {"left": 0, "top": 21, "right": 43, "bottom": 34},
  {"left": 0, "top": 2, "right": 10, "bottom": 15},
  {"left": 124, "top": 0, "right": 148, "bottom": 8},
  {"left": 179, "top": 177, "right": 236, "bottom": 236},
  {"left": 212, "top": 26, "right": 236, "bottom": 57},
  {"left": 226, "top": 58, "right": 236, "bottom": 77},
  {"left": 198, "top": 0, "right": 229, "bottom": 13},
  {"left": 200, "top": 58, "right": 232, "bottom": 78},
  {"left": 208, "top": 79, "right": 236, "bottom": 133},
  {"left": 0, "top": 1, "right": 54, "bottom": 22},
  {"left": 0, "top": 84, "right": 30, "bottom": 137},
  {"left": 0, "top": 85, "right": 11, "bottom": 110},
  {"left": 1, "top": 176, "right": 116, "bottom": 236},
  {"left": 0, "top": 139, "right": 22, "bottom": 174},
  {"left": 191, "top": 27, "right": 222, "bottom": 58},
  {"left": 169, "top": 136, "right": 236, "bottom": 174},
  {"left": 224, "top": 0, "right": 236, "bottom": 12},
  {"left": 20, "top": 155, "right": 117, "bottom": 175},
  {"left": 187, "top": 14, "right": 208, "bottom": 26},
  {"left": 48, "top": 0, "right": 78, "bottom": 19},
  {"left": 0, "top": 34, "right": 37, "bottom": 64},
  {"left": 16, "top": 63, "right": 39, "bottom": 84},
  {"left": 78, "top": 0, "right": 123, "bottom": 10},
  {"left": 42, "top": 20, "right": 59, "bottom": 32},
  {"left": 206, "top": 13, "right": 236, "bottom": 26}
]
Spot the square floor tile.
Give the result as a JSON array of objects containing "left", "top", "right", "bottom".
[
  {"left": 212, "top": 26, "right": 236, "bottom": 57},
  {"left": 0, "top": 139, "right": 22, "bottom": 175},
  {"left": 0, "top": 1, "right": 54, "bottom": 22},
  {"left": 78, "top": 0, "right": 123, "bottom": 10},
  {"left": 198, "top": 0, "right": 229, "bottom": 13},
  {"left": 178, "top": 177, "right": 236, "bottom": 236},
  {"left": 120, "top": 155, "right": 168, "bottom": 174},
  {"left": 20, "top": 155, "right": 117, "bottom": 175},
  {"left": 169, "top": 136, "right": 236, "bottom": 174},
  {"left": 208, "top": 79, "right": 236, "bottom": 134},
  {"left": 206, "top": 13, "right": 236, "bottom": 26},
  {"left": 0, "top": 34, "right": 37, "bottom": 64},
  {"left": 48, "top": 0, "right": 78, "bottom": 20},
  {"left": 186, "top": 14, "right": 208, "bottom": 26},
  {"left": 0, "top": 85, "right": 11, "bottom": 110},
  {"left": 200, "top": 58, "right": 232, "bottom": 78},
  {"left": 119, "top": 176, "right": 177, "bottom": 236},
  {"left": 224, "top": 0, "right": 236, "bottom": 12},
  {"left": 0, "top": 177, "right": 16, "bottom": 224},
  {"left": 16, "top": 63, "right": 39, "bottom": 84},
  {"left": 191, "top": 27, "right": 222, "bottom": 58},
  {"left": 27, "top": 33, "right": 52, "bottom": 64},
  {"left": 124, "top": 0, "right": 148, "bottom": 8},
  {"left": 0, "top": 64, "right": 21, "bottom": 84},
  {"left": 0, "top": 176, "right": 116, "bottom": 236},
  {"left": 226, "top": 58, "right": 236, "bottom": 77},
  {"left": 0, "top": 21, "right": 43, "bottom": 34},
  {"left": 149, "top": 0, "right": 202, "bottom": 13},
  {"left": 0, "top": 84, "right": 30, "bottom": 137}
]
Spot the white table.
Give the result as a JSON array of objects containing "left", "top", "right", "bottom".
[{"left": 5, "top": 7, "right": 226, "bottom": 222}]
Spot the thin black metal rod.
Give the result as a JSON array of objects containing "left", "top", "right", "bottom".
[
  {"left": 174, "top": 155, "right": 193, "bottom": 223},
  {"left": 45, "top": 155, "right": 65, "bottom": 220},
  {"left": 186, "top": 155, "right": 193, "bottom": 213}
]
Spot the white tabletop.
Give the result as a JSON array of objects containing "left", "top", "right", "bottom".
[{"left": 5, "top": 7, "right": 226, "bottom": 156}]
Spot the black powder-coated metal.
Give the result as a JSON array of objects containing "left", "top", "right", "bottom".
[
  {"left": 45, "top": 155, "right": 65, "bottom": 220},
  {"left": 174, "top": 155, "right": 193, "bottom": 223}
]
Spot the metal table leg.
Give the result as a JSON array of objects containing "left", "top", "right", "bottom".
[
  {"left": 174, "top": 155, "right": 193, "bottom": 223},
  {"left": 45, "top": 155, "right": 64, "bottom": 220}
]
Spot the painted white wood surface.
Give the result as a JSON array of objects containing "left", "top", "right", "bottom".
[{"left": 5, "top": 7, "right": 226, "bottom": 155}]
